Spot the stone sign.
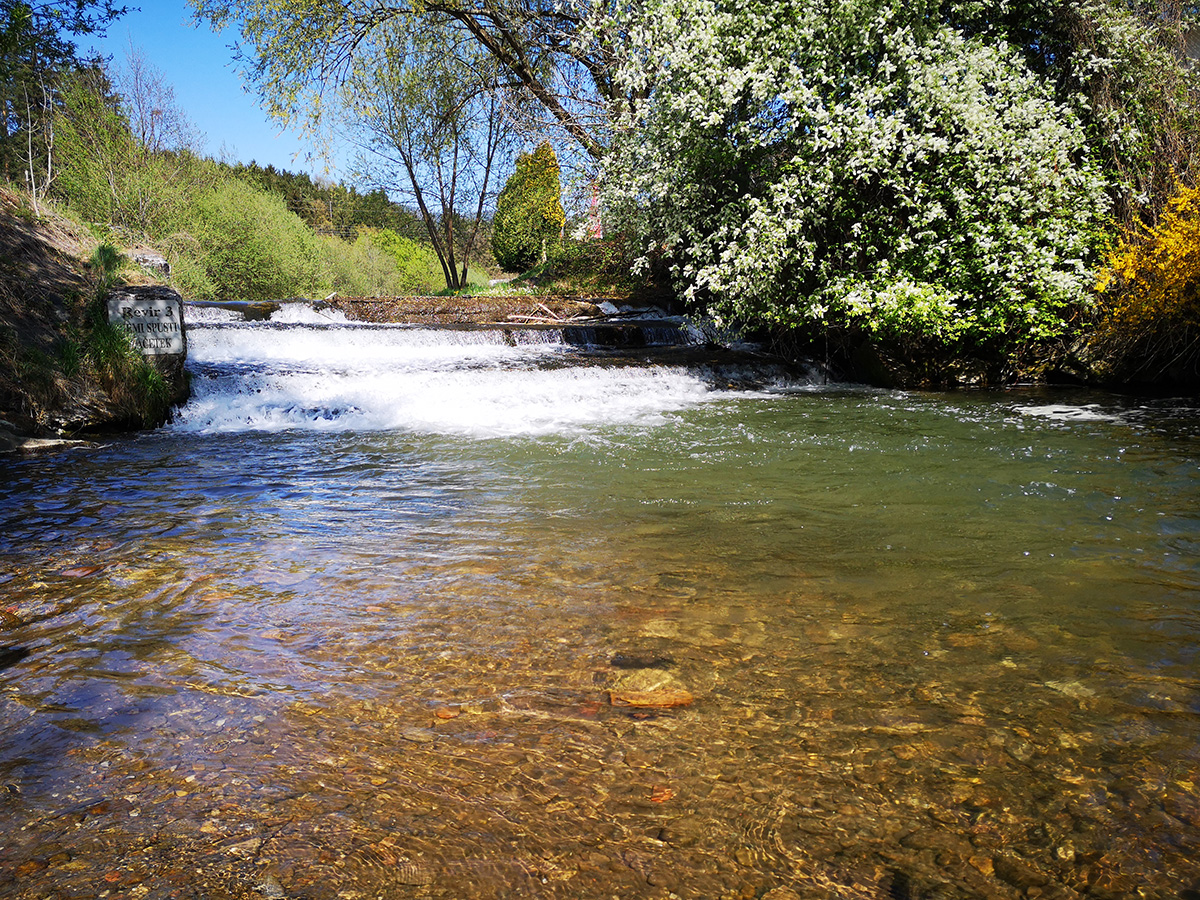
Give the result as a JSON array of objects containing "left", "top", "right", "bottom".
[{"left": 107, "top": 288, "right": 186, "bottom": 356}]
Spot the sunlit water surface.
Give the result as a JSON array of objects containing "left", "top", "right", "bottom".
[{"left": 1, "top": 309, "right": 1198, "bottom": 899}]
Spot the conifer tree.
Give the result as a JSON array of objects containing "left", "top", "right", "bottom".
[{"left": 491, "top": 141, "right": 564, "bottom": 274}]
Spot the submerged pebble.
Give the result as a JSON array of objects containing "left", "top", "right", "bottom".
[{"left": 253, "top": 874, "right": 286, "bottom": 898}]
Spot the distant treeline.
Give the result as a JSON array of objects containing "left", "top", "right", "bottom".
[{"left": 226, "top": 161, "right": 429, "bottom": 245}]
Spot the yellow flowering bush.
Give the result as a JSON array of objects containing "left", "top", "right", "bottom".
[
  {"left": 1097, "top": 180, "right": 1200, "bottom": 331},
  {"left": 1093, "top": 179, "right": 1200, "bottom": 380}
]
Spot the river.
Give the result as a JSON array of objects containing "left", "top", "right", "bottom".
[{"left": 1, "top": 305, "right": 1198, "bottom": 899}]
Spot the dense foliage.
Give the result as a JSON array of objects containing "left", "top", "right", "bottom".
[
  {"left": 491, "top": 142, "right": 565, "bottom": 274},
  {"left": 185, "top": 0, "right": 1200, "bottom": 382},
  {"left": 160, "top": 177, "right": 443, "bottom": 302},
  {"left": 54, "top": 66, "right": 213, "bottom": 233},
  {"left": 365, "top": 228, "right": 441, "bottom": 295},
  {"left": 599, "top": 0, "right": 1112, "bottom": 355},
  {"left": 1048, "top": 0, "right": 1200, "bottom": 228},
  {"left": 180, "top": 179, "right": 320, "bottom": 302}
]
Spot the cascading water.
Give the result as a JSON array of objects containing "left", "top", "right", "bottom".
[{"left": 173, "top": 303, "right": 812, "bottom": 437}]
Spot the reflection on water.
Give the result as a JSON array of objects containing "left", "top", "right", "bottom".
[{"left": 1, "top": 318, "right": 1198, "bottom": 898}]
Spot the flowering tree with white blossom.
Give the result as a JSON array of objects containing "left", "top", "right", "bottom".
[{"left": 598, "top": 0, "right": 1111, "bottom": 350}]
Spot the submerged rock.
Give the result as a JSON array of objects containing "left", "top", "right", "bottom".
[
  {"left": 993, "top": 854, "right": 1050, "bottom": 890},
  {"left": 610, "top": 652, "right": 675, "bottom": 669},
  {"left": 609, "top": 667, "right": 694, "bottom": 708},
  {"left": 398, "top": 727, "right": 437, "bottom": 744},
  {"left": 612, "top": 668, "right": 682, "bottom": 693}
]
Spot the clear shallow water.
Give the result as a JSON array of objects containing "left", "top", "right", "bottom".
[{"left": 0, "top": 312, "right": 1198, "bottom": 899}]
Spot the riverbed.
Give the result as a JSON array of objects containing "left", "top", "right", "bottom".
[{"left": 1, "top": 307, "right": 1197, "bottom": 899}]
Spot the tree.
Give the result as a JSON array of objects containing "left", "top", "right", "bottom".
[
  {"left": 492, "top": 141, "right": 564, "bottom": 273},
  {"left": 53, "top": 55, "right": 214, "bottom": 234},
  {"left": 1, "top": 3, "right": 68, "bottom": 204},
  {"left": 52, "top": 62, "right": 132, "bottom": 223},
  {"left": 1, "top": 0, "right": 128, "bottom": 39},
  {"left": 0, "top": 1, "right": 130, "bottom": 201},
  {"left": 1064, "top": 1, "right": 1200, "bottom": 227},
  {"left": 187, "top": 0, "right": 628, "bottom": 160},
  {"left": 343, "top": 17, "right": 511, "bottom": 290},
  {"left": 942, "top": 0, "right": 1200, "bottom": 228},
  {"left": 599, "top": 0, "right": 1110, "bottom": 354},
  {"left": 114, "top": 40, "right": 203, "bottom": 157}
]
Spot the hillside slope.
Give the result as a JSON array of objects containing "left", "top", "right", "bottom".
[{"left": 0, "top": 187, "right": 184, "bottom": 447}]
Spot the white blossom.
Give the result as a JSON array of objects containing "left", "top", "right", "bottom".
[{"left": 596, "top": 0, "right": 1110, "bottom": 345}]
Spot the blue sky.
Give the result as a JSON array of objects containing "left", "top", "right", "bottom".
[{"left": 80, "top": 1, "right": 347, "bottom": 180}]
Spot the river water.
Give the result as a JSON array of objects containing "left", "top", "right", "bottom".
[{"left": 1, "top": 307, "right": 1198, "bottom": 899}]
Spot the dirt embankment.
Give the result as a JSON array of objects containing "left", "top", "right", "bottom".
[
  {"left": 0, "top": 188, "right": 97, "bottom": 445},
  {"left": 0, "top": 188, "right": 184, "bottom": 447}
]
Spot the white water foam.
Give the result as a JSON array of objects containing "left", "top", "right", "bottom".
[
  {"left": 171, "top": 321, "right": 717, "bottom": 437},
  {"left": 187, "top": 321, "right": 549, "bottom": 370},
  {"left": 183, "top": 301, "right": 356, "bottom": 326},
  {"left": 183, "top": 305, "right": 243, "bottom": 325},
  {"left": 1016, "top": 404, "right": 1120, "bottom": 423},
  {"left": 268, "top": 303, "right": 353, "bottom": 325}
]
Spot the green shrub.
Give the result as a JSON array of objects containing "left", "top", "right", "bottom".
[
  {"left": 88, "top": 243, "right": 124, "bottom": 297},
  {"left": 163, "top": 233, "right": 219, "bottom": 300},
  {"left": 534, "top": 233, "right": 667, "bottom": 298},
  {"left": 185, "top": 179, "right": 320, "bottom": 302},
  {"left": 361, "top": 228, "right": 441, "bottom": 294},
  {"left": 161, "top": 188, "right": 439, "bottom": 301}
]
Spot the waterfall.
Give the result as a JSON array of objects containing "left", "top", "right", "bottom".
[{"left": 171, "top": 304, "right": 810, "bottom": 437}]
